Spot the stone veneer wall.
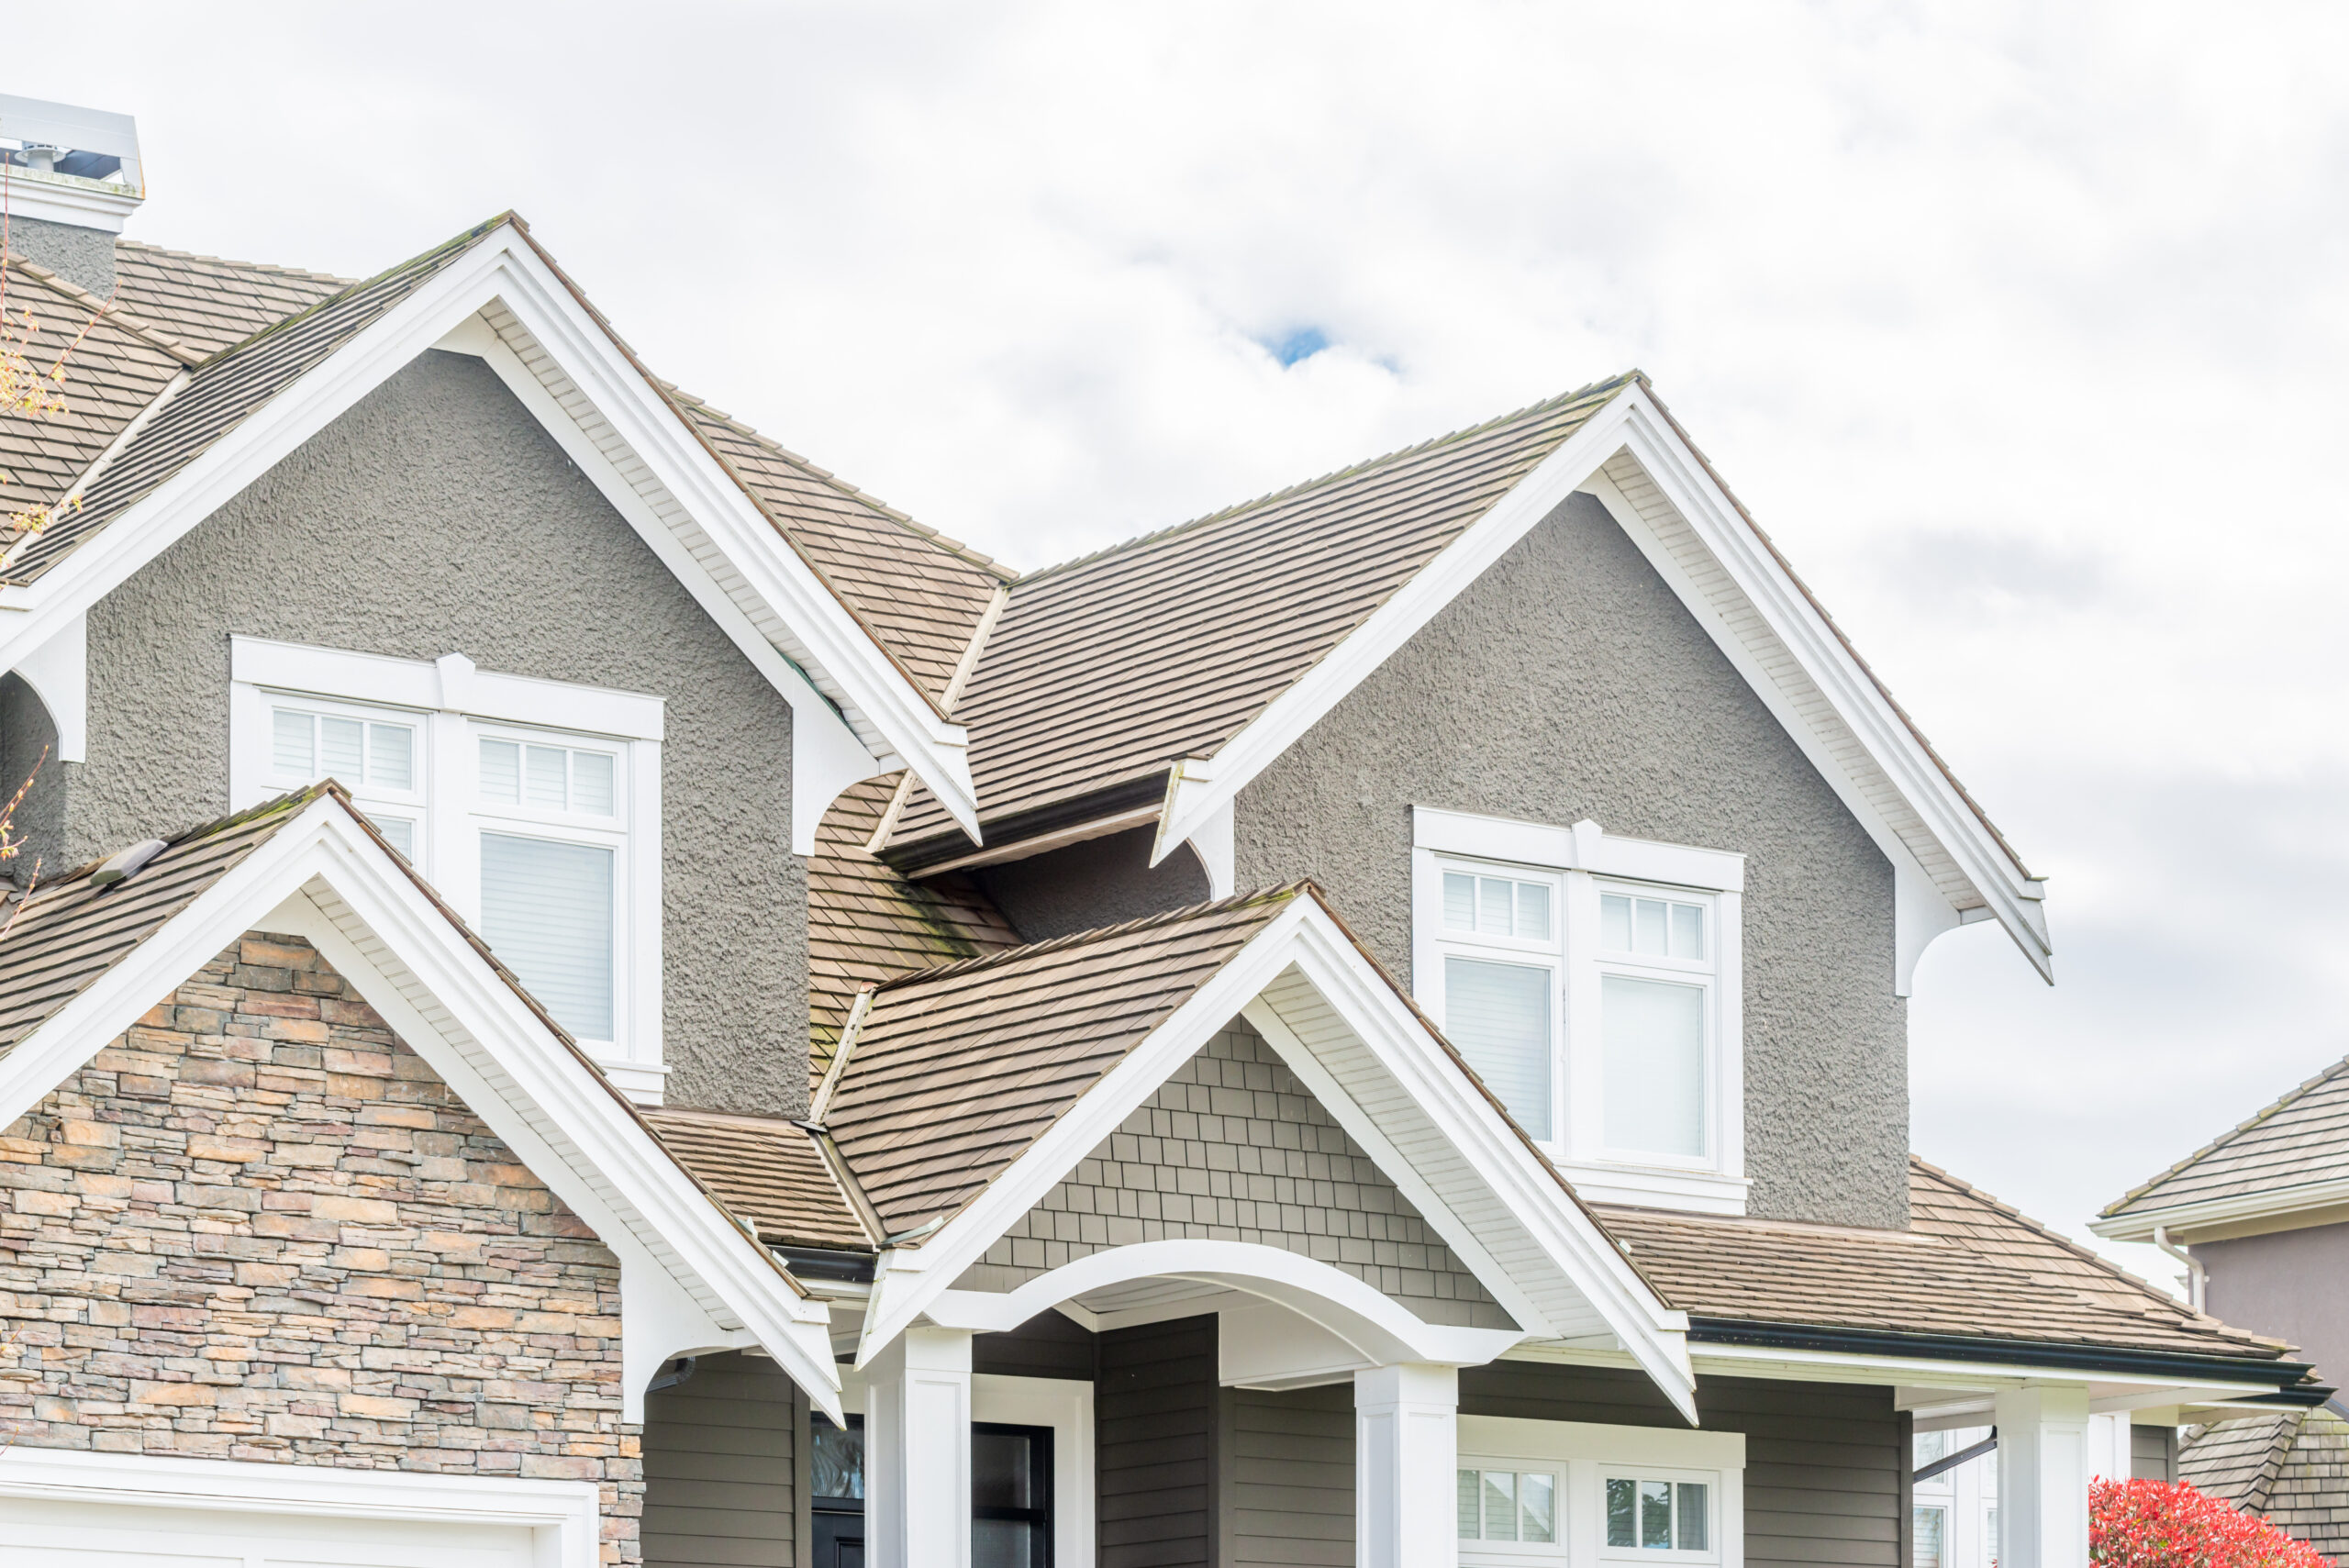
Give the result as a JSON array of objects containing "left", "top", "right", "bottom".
[
  {"left": 954, "top": 1020, "right": 1515, "bottom": 1329},
  {"left": 0, "top": 933, "right": 640, "bottom": 1563}
]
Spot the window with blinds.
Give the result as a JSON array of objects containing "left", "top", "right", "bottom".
[
  {"left": 1597, "top": 885, "right": 1714, "bottom": 1162},
  {"left": 1432, "top": 864, "right": 1562, "bottom": 1140},
  {"left": 267, "top": 700, "right": 426, "bottom": 862},
  {"left": 473, "top": 730, "right": 628, "bottom": 1045}
]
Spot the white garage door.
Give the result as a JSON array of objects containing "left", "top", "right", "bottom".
[{"left": 0, "top": 1497, "right": 537, "bottom": 1568}]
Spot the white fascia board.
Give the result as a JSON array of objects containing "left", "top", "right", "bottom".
[
  {"left": 1148, "top": 382, "right": 2047, "bottom": 986},
  {"left": 0, "top": 221, "right": 976, "bottom": 842},
  {"left": 851, "top": 895, "right": 1697, "bottom": 1421},
  {"left": 2087, "top": 1178, "right": 2349, "bottom": 1244},
  {"left": 0, "top": 796, "right": 841, "bottom": 1420}
]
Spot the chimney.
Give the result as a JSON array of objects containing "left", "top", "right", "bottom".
[{"left": 0, "top": 94, "right": 145, "bottom": 298}]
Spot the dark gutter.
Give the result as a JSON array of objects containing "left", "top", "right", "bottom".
[
  {"left": 773, "top": 1245, "right": 878, "bottom": 1285},
  {"left": 1687, "top": 1318, "right": 2316, "bottom": 1388},
  {"left": 881, "top": 771, "right": 1171, "bottom": 877}
]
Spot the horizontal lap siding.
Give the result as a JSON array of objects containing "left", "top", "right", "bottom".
[
  {"left": 643, "top": 1352, "right": 800, "bottom": 1568},
  {"left": 1459, "top": 1364, "right": 1903, "bottom": 1568},
  {"left": 1225, "top": 1384, "right": 1355, "bottom": 1567},
  {"left": 1100, "top": 1316, "right": 1218, "bottom": 1568}
]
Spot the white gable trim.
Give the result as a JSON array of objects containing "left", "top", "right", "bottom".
[
  {"left": 0, "top": 220, "right": 979, "bottom": 842},
  {"left": 1147, "top": 382, "right": 2047, "bottom": 988},
  {"left": 0, "top": 795, "right": 841, "bottom": 1420},
  {"left": 850, "top": 895, "right": 1697, "bottom": 1420}
]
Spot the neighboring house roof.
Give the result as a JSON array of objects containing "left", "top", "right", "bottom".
[
  {"left": 2096, "top": 1054, "right": 2349, "bottom": 1240},
  {"left": 642, "top": 1107, "right": 873, "bottom": 1252},
  {"left": 885, "top": 375, "right": 1630, "bottom": 853},
  {"left": 2181, "top": 1407, "right": 2349, "bottom": 1562},
  {"left": 823, "top": 885, "right": 1301, "bottom": 1236},
  {"left": 806, "top": 773, "right": 1019, "bottom": 1081},
  {"left": 1602, "top": 1160, "right": 2293, "bottom": 1368}
]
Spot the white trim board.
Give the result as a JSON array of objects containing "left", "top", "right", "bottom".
[
  {"left": 0, "top": 217, "right": 979, "bottom": 845},
  {"left": 852, "top": 891, "right": 1697, "bottom": 1422},
  {"left": 0, "top": 1448, "right": 599, "bottom": 1567},
  {"left": 1146, "top": 380, "right": 2047, "bottom": 993},
  {"left": 0, "top": 791, "right": 841, "bottom": 1421}
]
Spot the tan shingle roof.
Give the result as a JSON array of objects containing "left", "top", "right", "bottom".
[
  {"left": 2182, "top": 1408, "right": 2349, "bottom": 1561},
  {"left": 2103, "top": 1056, "right": 2349, "bottom": 1224},
  {"left": 884, "top": 375, "right": 1633, "bottom": 852},
  {"left": 643, "top": 1108, "right": 870, "bottom": 1251},
  {"left": 112, "top": 239, "right": 351, "bottom": 359},
  {"left": 1599, "top": 1159, "right": 2289, "bottom": 1363},
  {"left": 0, "top": 787, "right": 321, "bottom": 1055},
  {"left": 807, "top": 773, "right": 1019, "bottom": 1086},
  {"left": 822, "top": 885, "right": 1304, "bottom": 1236},
  {"left": 0, "top": 260, "right": 190, "bottom": 526}
]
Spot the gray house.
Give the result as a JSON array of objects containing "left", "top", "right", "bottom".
[
  {"left": 0, "top": 95, "right": 2323, "bottom": 1568},
  {"left": 2096, "top": 1054, "right": 2349, "bottom": 1559}
]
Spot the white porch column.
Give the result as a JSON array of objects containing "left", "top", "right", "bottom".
[
  {"left": 1356, "top": 1362, "right": 1460, "bottom": 1568},
  {"left": 1996, "top": 1385, "right": 2092, "bottom": 1568},
  {"left": 866, "top": 1324, "right": 974, "bottom": 1568}
]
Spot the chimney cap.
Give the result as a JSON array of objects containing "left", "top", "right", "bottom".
[{"left": 0, "top": 93, "right": 144, "bottom": 234}]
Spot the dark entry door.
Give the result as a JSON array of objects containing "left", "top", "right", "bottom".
[
  {"left": 807, "top": 1413, "right": 1053, "bottom": 1567},
  {"left": 811, "top": 1413, "right": 865, "bottom": 1568}
]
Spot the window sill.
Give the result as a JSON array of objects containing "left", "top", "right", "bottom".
[{"left": 1550, "top": 1160, "right": 1750, "bottom": 1217}]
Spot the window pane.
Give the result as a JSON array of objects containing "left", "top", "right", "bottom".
[
  {"left": 974, "top": 1519, "right": 1038, "bottom": 1568},
  {"left": 810, "top": 1416, "right": 863, "bottom": 1499},
  {"left": 1678, "top": 1483, "right": 1709, "bottom": 1551},
  {"left": 272, "top": 710, "right": 314, "bottom": 778},
  {"left": 1641, "top": 1480, "right": 1673, "bottom": 1549},
  {"left": 319, "top": 716, "right": 365, "bottom": 782},
  {"left": 1522, "top": 1472, "right": 1556, "bottom": 1544},
  {"left": 372, "top": 815, "right": 417, "bottom": 862},
  {"left": 1484, "top": 1470, "right": 1518, "bottom": 1542},
  {"left": 1671, "top": 901, "right": 1705, "bottom": 961},
  {"left": 1916, "top": 1430, "right": 1948, "bottom": 1466},
  {"left": 972, "top": 1430, "right": 1034, "bottom": 1510},
  {"left": 1444, "top": 873, "right": 1476, "bottom": 931},
  {"left": 480, "top": 832, "right": 614, "bottom": 1040},
  {"left": 479, "top": 739, "right": 521, "bottom": 804},
  {"left": 1603, "top": 974, "right": 1707, "bottom": 1157},
  {"left": 572, "top": 751, "right": 616, "bottom": 817},
  {"left": 1516, "top": 882, "right": 1552, "bottom": 942},
  {"left": 525, "top": 745, "right": 569, "bottom": 809},
  {"left": 1608, "top": 1477, "right": 1636, "bottom": 1548},
  {"left": 1445, "top": 957, "right": 1552, "bottom": 1140},
  {"left": 1602, "top": 892, "right": 1633, "bottom": 951},
  {"left": 370, "top": 722, "right": 415, "bottom": 792},
  {"left": 1477, "top": 876, "right": 1513, "bottom": 935},
  {"left": 1634, "top": 897, "right": 1668, "bottom": 955},
  {"left": 1914, "top": 1505, "right": 1947, "bottom": 1568},
  {"left": 1459, "top": 1470, "right": 1481, "bottom": 1540}
]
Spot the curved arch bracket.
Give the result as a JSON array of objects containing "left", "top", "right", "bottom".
[
  {"left": 922, "top": 1239, "right": 1526, "bottom": 1371},
  {"left": 10, "top": 610, "right": 85, "bottom": 762}
]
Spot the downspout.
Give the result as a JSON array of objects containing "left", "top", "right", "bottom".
[{"left": 2154, "top": 1226, "right": 2207, "bottom": 1313}]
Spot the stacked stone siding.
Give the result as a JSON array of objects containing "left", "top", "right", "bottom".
[
  {"left": 0, "top": 932, "right": 640, "bottom": 1563},
  {"left": 954, "top": 1020, "right": 1515, "bottom": 1329}
]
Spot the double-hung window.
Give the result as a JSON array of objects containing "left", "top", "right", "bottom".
[
  {"left": 1414, "top": 807, "right": 1747, "bottom": 1215},
  {"left": 228, "top": 638, "right": 666, "bottom": 1101}
]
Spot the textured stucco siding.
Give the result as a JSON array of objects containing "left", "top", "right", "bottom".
[
  {"left": 7, "top": 215, "right": 117, "bottom": 296},
  {"left": 66, "top": 349, "right": 804, "bottom": 1115},
  {"left": 952, "top": 1020, "right": 1512, "bottom": 1329},
  {"left": 2197, "top": 1222, "right": 2349, "bottom": 1385},
  {"left": 1233, "top": 491, "right": 1907, "bottom": 1228},
  {"left": 971, "top": 824, "right": 1211, "bottom": 941}
]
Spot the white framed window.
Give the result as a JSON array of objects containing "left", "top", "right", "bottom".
[
  {"left": 1412, "top": 806, "right": 1748, "bottom": 1216},
  {"left": 228, "top": 637, "right": 666, "bottom": 1103},
  {"left": 1458, "top": 1417, "right": 1743, "bottom": 1568},
  {"left": 1914, "top": 1504, "right": 1949, "bottom": 1568}
]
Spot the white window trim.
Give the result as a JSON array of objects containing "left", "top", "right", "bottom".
[
  {"left": 839, "top": 1366, "right": 1097, "bottom": 1568},
  {"left": 228, "top": 635, "right": 666, "bottom": 1101},
  {"left": 1413, "top": 806, "right": 1749, "bottom": 1216},
  {"left": 1457, "top": 1417, "right": 1744, "bottom": 1568},
  {"left": 0, "top": 1447, "right": 601, "bottom": 1567}
]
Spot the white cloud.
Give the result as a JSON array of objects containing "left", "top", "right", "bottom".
[{"left": 16, "top": 0, "right": 2349, "bottom": 1288}]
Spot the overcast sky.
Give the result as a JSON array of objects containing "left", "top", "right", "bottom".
[{"left": 17, "top": 2, "right": 2347, "bottom": 1287}]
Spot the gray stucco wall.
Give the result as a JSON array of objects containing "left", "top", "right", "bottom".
[
  {"left": 954, "top": 1018, "right": 1513, "bottom": 1329},
  {"left": 971, "top": 824, "right": 1210, "bottom": 941},
  {"left": 2197, "top": 1222, "right": 2349, "bottom": 1385},
  {"left": 7, "top": 216, "right": 116, "bottom": 296},
  {"left": 1234, "top": 491, "right": 1907, "bottom": 1229},
  {"left": 69, "top": 349, "right": 805, "bottom": 1115}
]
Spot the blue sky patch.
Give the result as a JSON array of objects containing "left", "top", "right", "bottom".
[{"left": 1264, "top": 326, "right": 1330, "bottom": 365}]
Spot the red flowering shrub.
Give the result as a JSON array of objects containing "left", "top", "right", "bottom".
[{"left": 2090, "top": 1478, "right": 2333, "bottom": 1568}]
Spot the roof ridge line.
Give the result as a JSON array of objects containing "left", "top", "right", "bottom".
[
  {"left": 2099, "top": 1052, "right": 2349, "bottom": 1218},
  {"left": 0, "top": 252, "right": 202, "bottom": 364},
  {"left": 662, "top": 384, "right": 1016, "bottom": 583},
  {"left": 874, "top": 881, "right": 1312, "bottom": 992},
  {"left": 115, "top": 237, "right": 354, "bottom": 287},
  {"left": 1014, "top": 371, "right": 1641, "bottom": 587}
]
